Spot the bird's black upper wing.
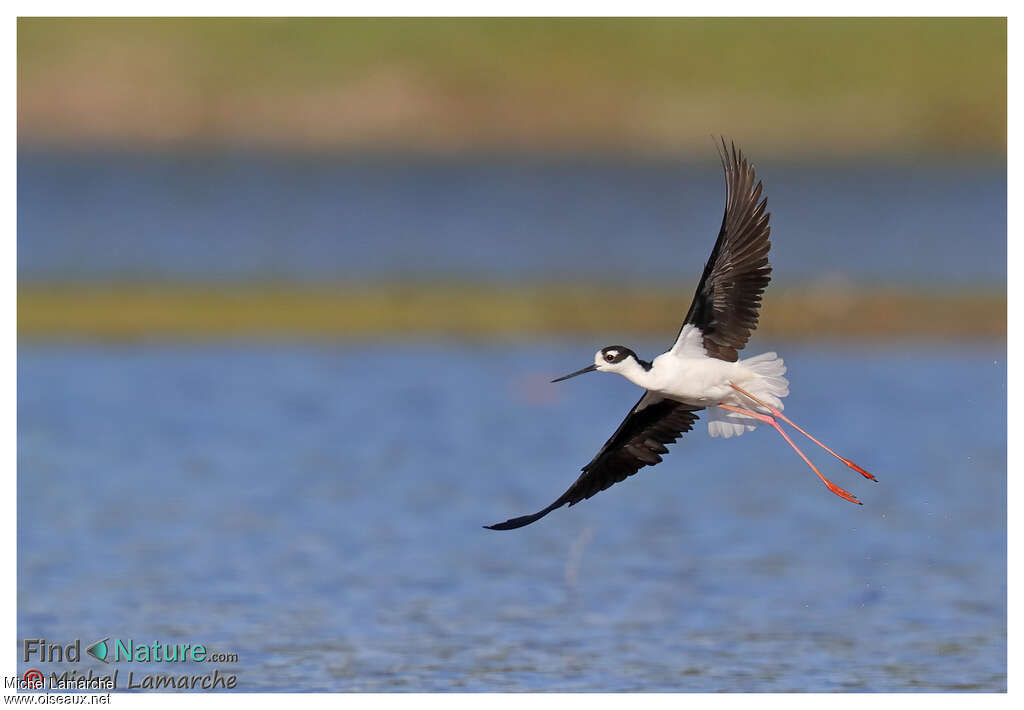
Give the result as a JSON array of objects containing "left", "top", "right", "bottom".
[
  {"left": 486, "top": 394, "right": 702, "bottom": 530},
  {"left": 678, "top": 139, "right": 772, "bottom": 362}
]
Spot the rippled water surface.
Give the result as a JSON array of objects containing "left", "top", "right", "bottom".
[{"left": 18, "top": 340, "right": 1006, "bottom": 691}]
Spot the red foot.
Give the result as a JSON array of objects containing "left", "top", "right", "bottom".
[
  {"left": 824, "top": 479, "right": 862, "bottom": 505},
  {"left": 840, "top": 457, "right": 877, "bottom": 482}
]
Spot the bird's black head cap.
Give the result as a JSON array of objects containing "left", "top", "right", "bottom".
[{"left": 600, "top": 346, "right": 638, "bottom": 365}]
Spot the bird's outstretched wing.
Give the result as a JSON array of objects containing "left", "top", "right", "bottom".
[
  {"left": 486, "top": 394, "right": 702, "bottom": 530},
  {"left": 676, "top": 139, "right": 772, "bottom": 362}
]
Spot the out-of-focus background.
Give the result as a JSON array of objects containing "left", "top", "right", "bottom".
[{"left": 18, "top": 18, "right": 1005, "bottom": 691}]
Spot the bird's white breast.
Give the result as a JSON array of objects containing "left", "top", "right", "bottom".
[{"left": 647, "top": 352, "right": 738, "bottom": 405}]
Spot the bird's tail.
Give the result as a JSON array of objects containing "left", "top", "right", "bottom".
[
  {"left": 708, "top": 352, "right": 789, "bottom": 438},
  {"left": 740, "top": 351, "right": 789, "bottom": 405}
]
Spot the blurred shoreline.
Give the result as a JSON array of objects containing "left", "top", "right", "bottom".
[
  {"left": 18, "top": 283, "right": 1005, "bottom": 342},
  {"left": 18, "top": 18, "right": 1005, "bottom": 158}
]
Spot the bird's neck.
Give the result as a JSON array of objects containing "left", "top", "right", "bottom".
[{"left": 616, "top": 356, "right": 656, "bottom": 389}]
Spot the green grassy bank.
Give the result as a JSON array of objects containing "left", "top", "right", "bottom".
[{"left": 18, "top": 283, "right": 1005, "bottom": 342}]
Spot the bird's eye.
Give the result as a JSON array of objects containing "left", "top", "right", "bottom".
[{"left": 604, "top": 353, "right": 616, "bottom": 362}]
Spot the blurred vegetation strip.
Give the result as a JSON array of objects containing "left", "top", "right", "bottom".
[
  {"left": 18, "top": 17, "right": 1005, "bottom": 156},
  {"left": 18, "top": 284, "right": 1005, "bottom": 341}
]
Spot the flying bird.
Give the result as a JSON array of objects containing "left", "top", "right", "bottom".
[{"left": 486, "top": 140, "right": 875, "bottom": 531}]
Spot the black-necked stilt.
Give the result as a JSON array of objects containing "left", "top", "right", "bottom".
[{"left": 486, "top": 140, "right": 876, "bottom": 531}]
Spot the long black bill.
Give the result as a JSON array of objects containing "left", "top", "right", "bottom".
[{"left": 551, "top": 364, "right": 597, "bottom": 383}]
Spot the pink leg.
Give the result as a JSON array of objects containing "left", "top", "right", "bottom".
[
  {"left": 729, "top": 383, "right": 876, "bottom": 482},
  {"left": 717, "top": 403, "right": 862, "bottom": 505}
]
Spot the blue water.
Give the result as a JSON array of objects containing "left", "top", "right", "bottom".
[
  {"left": 17, "top": 151, "right": 1005, "bottom": 287},
  {"left": 17, "top": 340, "right": 1006, "bottom": 691}
]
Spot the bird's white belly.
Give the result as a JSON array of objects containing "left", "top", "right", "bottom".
[{"left": 647, "top": 355, "right": 741, "bottom": 406}]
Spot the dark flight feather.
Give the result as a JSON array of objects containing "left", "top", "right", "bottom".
[{"left": 679, "top": 139, "right": 772, "bottom": 362}]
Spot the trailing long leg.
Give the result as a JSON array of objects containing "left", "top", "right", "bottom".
[
  {"left": 717, "top": 403, "right": 861, "bottom": 504},
  {"left": 728, "top": 383, "right": 876, "bottom": 482}
]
